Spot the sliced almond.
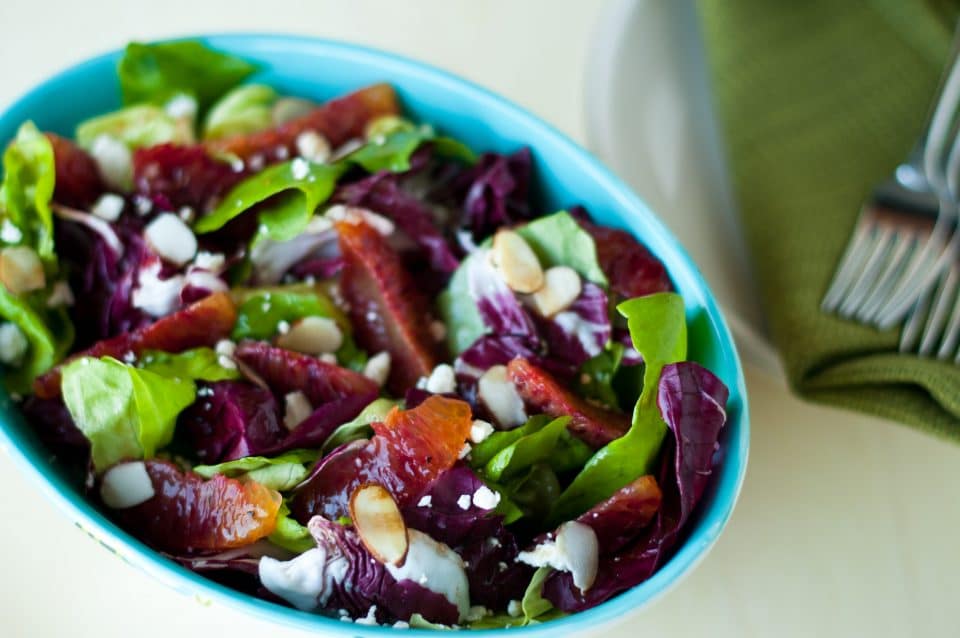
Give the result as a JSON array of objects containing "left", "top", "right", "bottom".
[
  {"left": 350, "top": 483, "right": 409, "bottom": 566},
  {"left": 477, "top": 365, "right": 527, "bottom": 428},
  {"left": 529, "top": 266, "right": 582, "bottom": 317},
  {"left": 490, "top": 229, "right": 543, "bottom": 293},
  {"left": 275, "top": 316, "right": 343, "bottom": 355},
  {"left": 0, "top": 246, "right": 46, "bottom": 294}
]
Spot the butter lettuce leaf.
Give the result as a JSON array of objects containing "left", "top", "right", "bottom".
[
  {"left": 320, "top": 397, "right": 398, "bottom": 455},
  {"left": 76, "top": 104, "right": 192, "bottom": 150},
  {"left": 203, "top": 84, "right": 277, "bottom": 141},
  {"left": 268, "top": 501, "right": 315, "bottom": 553},
  {"left": 549, "top": 292, "right": 686, "bottom": 523},
  {"left": 193, "top": 449, "right": 318, "bottom": 491},
  {"left": 61, "top": 356, "right": 196, "bottom": 472},
  {"left": 118, "top": 40, "right": 257, "bottom": 110},
  {"left": 140, "top": 347, "right": 240, "bottom": 382},
  {"left": 0, "top": 121, "right": 56, "bottom": 264},
  {"left": 0, "top": 287, "right": 73, "bottom": 393}
]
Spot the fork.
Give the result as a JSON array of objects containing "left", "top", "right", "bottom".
[{"left": 821, "top": 28, "right": 960, "bottom": 330}]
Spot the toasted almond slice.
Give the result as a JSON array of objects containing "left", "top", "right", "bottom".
[
  {"left": 350, "top": 483, "right": 409, "bottom": 566},
  {"left": 491, "top": 229, "right": 544, "bottom": 293},
  {"left": 276, "top": 316, "right": 343, "bottom": 355},
  {"left": 529, "top": 266, "right": 582, "bottom": 317},
  {"left": 0, "top": 246, "right": 46, "bottom": 294}
]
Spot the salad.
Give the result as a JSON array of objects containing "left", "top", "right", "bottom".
[{"left": 0, "top": 40, "right": 729, "bottom": 628}]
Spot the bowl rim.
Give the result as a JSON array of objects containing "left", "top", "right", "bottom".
[{"left": 0, "top": 32, "right": 750, "bottom": 636}]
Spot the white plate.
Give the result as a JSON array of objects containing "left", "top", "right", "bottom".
[{"left": 584, "top": 0, "right": 784, "bottom": 379}]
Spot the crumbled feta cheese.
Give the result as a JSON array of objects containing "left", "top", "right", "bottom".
[
  {"left": 458, "top": 443, "right": 472, "bottom": 460},
  {"left": 296, "top": 130, "right": 331, "bottom": 163},
  {"left": 291, "top": 157, "right": 310, "bottom": 180},
  {"left": 131, "top": 261, "right": 184, "bottom": 317},
  {"left": 100, "top": 461, "right": 155, "bottom": 509},
  {"left": 46, "top": 281, "right": 75, "bottom": 308},
  {"left": 325, "top": 204, "right": 395, "bottom": 236},
  {"left": 384, "top": 529, "right": 469, "bottom": 621},
  {"left": 423, "top": 363, "right": 456, "bottom": 394},
  {"left": 0, "top": 322, "right": 29, "bottom": 366},
  {"left": 144, "top": 213, "right": 197, "bottom": 266},
  {"left": 477, "top": 365, "right": 527, "bottom": 428},
  {"left": 319, "top": 353, "right": 338, "bottom": 364},
  {"left": 354, "top": 606, "right": 379, "bottom": 626},
  {"left": 363, "top": 351, "right": 391, "bottom": 387},
  {"left": 466, "top": 606, "right": 491, "bottom": 622},
  {"left": 178, "top": 206, "right": 196, "bottom": 223},
  {"left": 276, "top": 316, "right": 343, "bottom": 355},
  {"left": 277, "top": 320, "right": 291, "bottom": 335},
  {"left": 471, "top": 485, "right": 501, "bottom": 510},
  {"left": 283, "top": 391, "right": 313, "bottom": 431},
  {"left": 392, "top": 621, "right": 410, "bottom": 629},
  {"left": 507, "top": 600, "right": 523, "bottom": 617},
  {"left": 469, "top": 419, "right": 494, "bottom": 444},
  {"left": 0, "top": 219, "right": 22, "bottom": 243},
  {"left": 164, "top": 94, "right": 198, "bottom": 120},
  {"left": 417, "top": 495, "right": 433, "bottom": 508},
  {"left": 90, "top": 193, "right": 125, "bottom": 222},
  {"left": 215, "top": 339, "right": 237, "bottom": 358},
  {"left": 134, "top": 195, "right": 153, "bottom": 216},
  {"left": 517, "top": 521, "right": 599, "bottom": 593},
  {"left": 456, "top": 494, "right": 471, "bottom": 510},
  {"left": 90, "top": 134, "right": 133, "bottom": 191},
  {"left": 259, "top": 547, "right": 350, "bottom": 612},
  {"left": 191, "top": 251, "right": 226, "bottom": 273}
]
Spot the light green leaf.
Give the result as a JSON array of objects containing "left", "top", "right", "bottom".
[
  {"left": 0, "top": 287, "right": 73, "bottom": 394},
  {"left": 194, "top": 160, "right": 342, "bottom": 237},
  {"left": 193, "top": 449, "right": 318, "bottom": 491},
  {"left": 576, "top": 342, "right": 625, "bottom": 409},
  {"left": 320, "top": 398, "right": 398, "bottom": 455},
  {"left": 521, "top": 566, "right": 555, "bottom": 622},
  {"left": 515, "top": 211, "right": 607, "bottom": 286},
  {"left": 549, "top": 292, "right": 686, "bottom": 524},
  {"left": 483, "top": 416, "right": 571, "bottom": 482},
  {"left": 61, "top": 356, "right": 196, "bottom": 472},
  {"left": 203, "top": 84, "right": 277, "bottom": 141},
  {"left": 340, "top": 126, "right": 476, "bottom": 174},
  {"left": 436, "top": 251, "right": 487, "bottom": 356},
  {"left": 139, "top": 347, "right": 240, "bottom": 382},
  {"left": 118, "top": 41, "right": 257, "bottom": 110},
  {"left": 268, "top": 502, "right": 315, "bottom": 554},
  {"left": 470, "top": 414, "right": 552, "bottom": 468},
  {"left": 0, "top": 121, "right": 56, "bottom": 264},
  {"left": 76, "top": 104, "right": 192, "bottom": 151}
]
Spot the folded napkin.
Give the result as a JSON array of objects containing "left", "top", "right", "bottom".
[{"left": 699, "top": 0, "right": 960, "bottom": 440}]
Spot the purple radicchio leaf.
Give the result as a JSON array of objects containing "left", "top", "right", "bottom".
[
  {"left": 179, "top": 381, "right": 286, "bottom": 463},
  {"left": 258, "top": 516, "right": 462, "bottom": 624},
  {"left": 453, "top": 148, "right": 533, "bottom": 241},
  {"left": 542, "top": 361, "right": 728, "bottom": 611},
  {"left": 336, "top": 171, "right": 460, "bottom": 273},
  {"left": 535, "top": 281, "right": 611, "bottom": 370},
  {"left": 403, "top": 464, "right": 532, "bottom": 609}
]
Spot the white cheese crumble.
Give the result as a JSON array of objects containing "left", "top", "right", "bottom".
[
  {"left": 456, "top": 494, "right": 471, "bottom": 510},
  {"left": 471, "top": 485, "right": 501, "bottom": 510},
  {"left": 0, "top": 219, "right": 22, "bottom": 243},
  {"left": 296, "top": 130, "right": 331, "bottom": 164},
  {"left": 363, "top": 351, "right": 391, "bottom": 387},
  {"left": 477, "top": 365, "right": 527, "bottom": 428},
  {"left": 507, "top": 600, "right": 523, "bottom": 617},
  {"left": 384, "top": 529, "right": 469, "bottom": 621},
  {"left": 422, "top": 363, "right": 456, "bottom": 394},
  {"left": 291, "top": 157, "right": 310, "bottom": 180},
  {"left": 469, "top": 419, "right": 494, "bottom": 444},
  {"left": 283, "top": 391, "right": 313, "bottom": 431},
  {"left": 131, "top": 261, "right": 184, "bottom": 317},
  {"left": 90, "top": 134, "right": 133, "bottom": 192},
  {"left": 417, "top": 495, "right": 433, "bottom": 508},
  {"left": 144, "top": 213, "right": 198, "bottom": 266}
]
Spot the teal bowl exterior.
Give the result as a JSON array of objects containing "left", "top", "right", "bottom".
[{"left": 0, "top": 35, "right": 748, "bottom": 636}]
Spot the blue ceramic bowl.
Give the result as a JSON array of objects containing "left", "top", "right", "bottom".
[{"left": 0, "top": 34, "right": 748, "bottom": 636}]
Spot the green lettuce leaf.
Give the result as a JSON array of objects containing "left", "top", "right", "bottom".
[
  {"left": 482, "top": 416, "right": 571, "bottom": 482},
  {"left": 320, "top": 397, "right": 398, "bottom": 455},
  {"left": 139, "top": 347, "right": 240, "bottom": 382},
  {"left": 341, "top": 125, "right": 475, "bottom": 174},
  {"left": 61, "top": 356, "right": 196, "bottom": 472},
  {"left": 231, "top": 286, "right": 365, "bottom": 370},
  {"left": 515, "top": 211, "right": 607, "bottom": 286},
  {"left": 576, "top": 342, "right": 624, "bottom": 409},
  {"left": 118, "top": 41, "right": 257, "bottom": 110},
  {"left": 522, "top": 566, "right": 555, "bottom": 623},
  {"left": 193, "top": 449, "right": 318, "bottom": 491},
  {"left": 268, "top": 501, "right": 315, "bottom": 554},
  {"left": 0, "top": 287, "right": 73, "bottom": 394},
  {"left": 203, "top": 84, "right": 277, "bottom": 141},
  {"left": 194, "top": 159, "right": 342, "bottom": 237},
  {"left": 437, "top": 210, "right": 606, "bottom": 356},
  {"left": 549, "top": 292, "right": 686, "bottom": 524},
  {"left": 0, "top": 121, "right": 56, "bottom": 265},
  {"left": 76, "top": 104, "right": 193, "bottom": 151}
]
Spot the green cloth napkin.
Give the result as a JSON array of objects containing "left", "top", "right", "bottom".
[{"left": 699, "top": 0, "right": 960, "bottom": 440}]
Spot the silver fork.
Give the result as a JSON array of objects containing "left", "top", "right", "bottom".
[{"left": 822, "top": 28, "right": 960, "bottom": 329}]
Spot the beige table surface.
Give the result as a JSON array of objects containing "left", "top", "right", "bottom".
[{"left": 1, "top": 1, "right": 958, "bottom": 636}]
